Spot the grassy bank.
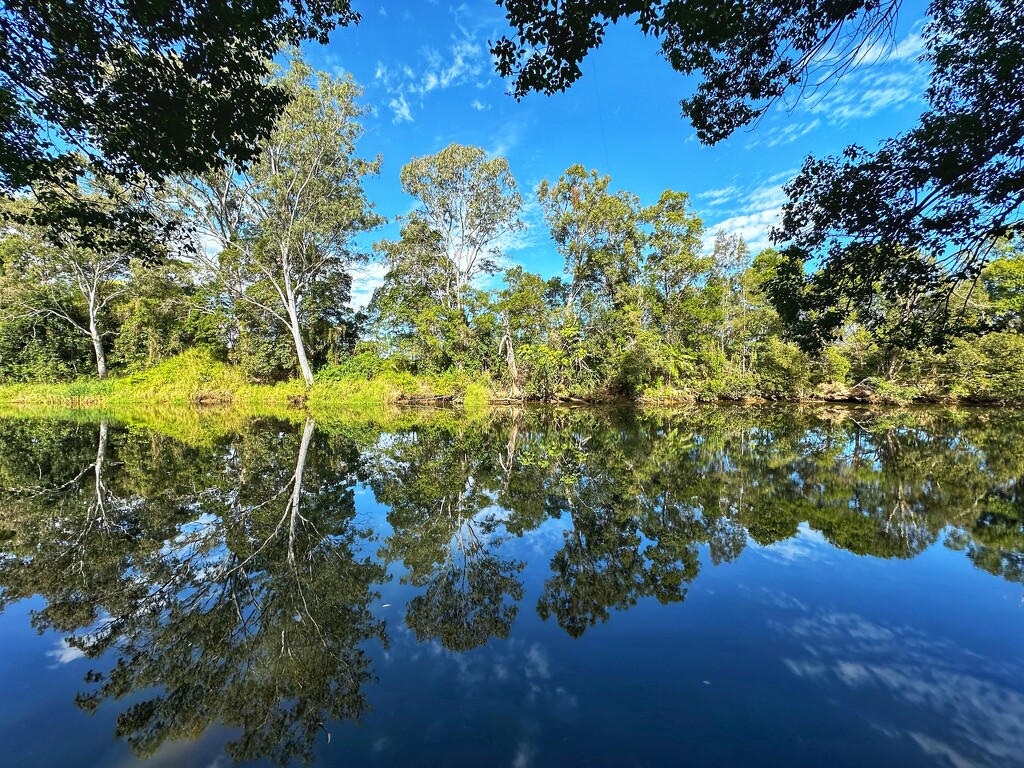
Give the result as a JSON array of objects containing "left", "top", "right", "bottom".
[
  {"left": 0, "top": 350, "right": 1019, "bottom": 413},
  {"left": 0, "top": 350, "right": 495, "bottom": 413}
]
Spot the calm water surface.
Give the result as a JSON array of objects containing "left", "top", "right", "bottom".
[{"left": 0, "top": 406, "right": 1021, "bottom": 767}]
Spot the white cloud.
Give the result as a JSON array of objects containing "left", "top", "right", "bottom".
[
  {"left": 706, "top": 207, "right": 783, "bottom": 253},
  {"left": 374, "top": 31, "right": 489, "bottom": 123},
  {"left": 704, "top": 181, "right": 789, "bottom": 251},
  {"left": 471, "top": 99, "right": 489, "bottom": 111},
  {"left": 697, "top": 169, "right": 802, "bottom": 252},
  {"left": 512, "top": 740, "right": 537, "bottom": 768},
  {"left": 764, "top": 169, "right": 799, "bottom": 185},
  {"left": 745, "top": 183, "right": 788, "bottom": 210},
  {"left": 852, "top": 27, "right": 927, "bottom": 68},
  {"left": 490, "top": 196, "right": 546, "bottom": 269},
  {"left": 350, "top": 261, "right": 388, "bottom": 309},
  {"left": 748, "top": 119, "right": 820, "bottom": 149},
  {"left": 419, "top": 38, "right": 484, "bottom": 94},
  {"left": 47, "top": 638, "right": 85, "bottom": 665},
  {"left": 757, "top": 523, "right": 830, "bottom": 565},
  {"left": 806, "top": 49, "right": 928, "bottom": 125},
  {"left": 387, "top": 93, "right": 413, "bottom": 124},
  {"left": 782, "top": 21, "right": 930, "bottom": 129},
  {"left": 777, "top": 609, "right": 1024, "bottom": 766},
  {"left": 525, "top": 644, "right": 551, "bottom": 680},
  {"left": 697, "top": 186, "right": 742, "bottom": 207},
  {"left": 486, "top": 119, "right": 523, "bottom": 161}
]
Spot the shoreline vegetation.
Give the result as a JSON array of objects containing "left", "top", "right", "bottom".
[{"left": 1, "top": 350, "right": 1022, "bottom": 413}]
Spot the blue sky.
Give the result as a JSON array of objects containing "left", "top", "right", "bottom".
[{"left": 303, "top": 1, "right": 932, "bottom": 306}]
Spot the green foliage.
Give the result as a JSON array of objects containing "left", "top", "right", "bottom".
[
  {"left": 179, "top": 55, "right": 381, "bottom": 386},
  {"left": 110, "top": 260, "right": 221, "bottom": 371},
  {"left": 396, "top": 143, "right": 523, "bottom": 308},
  {"left": 316, "top": 350, "right": 394, "bottom": 381},
  {"left": 369, "top": 144, "right": 522, "bottom": 376},
  {"left": 982, "top": 241, "right": 1024, "bottom": 330},
  {"left": 0, "top": 0, "right": 360, "bottom": 264},
  {"left": 755, "top": 338, "right": 811, "bottom": 398},
  {"left": 462, "top": 380, "right": 493, "bottom": 411},
  {"left": 495, "top": 0, "right": 1024, "bottom": 350},
  {"left": 0, "top": 61, "right": 1021, "bottom": 405},
  {"left": 0, "top": 311, "right": 93, "bottom": 382},
  {"left": 939, "top": 332, "right": 1024, "bottom": 401},
  {"left": 819, "top": 347, "right": 852, "bottom": 385}
]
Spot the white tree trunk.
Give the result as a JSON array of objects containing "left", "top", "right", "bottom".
[
  {"left": 286, "top": 418, "right": 315, "bottom": 566},
  {"left": 93, "top": 420, "right": 109, "bottom": 522},
  {"left": 285, "top": 301, "right": 315, "bottom": 386},
  {"left": 89, "top": 313, "right": 108, "bottom": 380}
]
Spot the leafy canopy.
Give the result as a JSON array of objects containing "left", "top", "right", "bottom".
[
  {"left": 493, "top": 0, "right": 1024, "bottom": 350},
  {"left": 0, "top": 0, "right": 360, "bottom": 252},
  {"left": 0, "top": 0, "right": 359, "bottom": 191}
]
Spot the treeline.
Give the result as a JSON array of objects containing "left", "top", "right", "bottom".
[{"left": 1, "top": 57, "right": 1022, "bottom": 403}]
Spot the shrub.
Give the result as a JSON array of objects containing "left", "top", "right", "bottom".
[{"left": 756, "top": 338, "right": 811, "bottom": 397}]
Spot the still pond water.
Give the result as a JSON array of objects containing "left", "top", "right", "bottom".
[{"left": 0, "top": 406, "right": 1021, "bottom": 767}]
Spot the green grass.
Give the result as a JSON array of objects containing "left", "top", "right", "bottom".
[
  {"left": 0, "top": 351, "right": 497, "bottom": 414},
  {"left": 3, "top": 350, "right": 1015, "bottom": 414}
]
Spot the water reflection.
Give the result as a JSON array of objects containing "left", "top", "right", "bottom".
[
  {"left": 0, "top": 406, "right": 1021, "bottom": 765},
  {"left": 368, "top": 426, "right": 525, "bottom": 651},
  {"left": 0, "top": 416, "right": 387, "bottom": 764}
]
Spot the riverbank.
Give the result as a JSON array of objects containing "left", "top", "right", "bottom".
[
  {"left": 0, "top": 350, "right": 1019, "bottom": 411},
  {"left": 0, "top": 352, "right": 488, "bottom": 410}
]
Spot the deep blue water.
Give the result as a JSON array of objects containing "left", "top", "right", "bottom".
[{"left": 0, "top": 407, "right": 1020, "bottom": 767}]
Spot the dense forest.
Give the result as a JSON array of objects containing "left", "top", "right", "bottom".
[{"left": 1, "top": 57, "right": 1023, "bottom": 405}]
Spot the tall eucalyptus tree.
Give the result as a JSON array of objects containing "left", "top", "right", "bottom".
[
  {"left": 392, "top": 143, "right": 524, "bottom": 315},
  {"left": 179, "top": 57, "right": 382, "bottom": 385}
]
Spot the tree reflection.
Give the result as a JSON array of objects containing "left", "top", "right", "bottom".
[
  {"left": 368, "top": 424, "right": 525, "bottom": 651},
  {"left": 0, "top": 417, "right": 387, "bottom": 766},
  {"left": 0, "top": 405, "right": 1020, "bottom": 764},
  {"left": 525, "top": 412, "right": 743, "bottom": 637}
]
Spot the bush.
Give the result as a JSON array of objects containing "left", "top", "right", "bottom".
[
  {"left": 755, "top": 338, "right": 811, "bottom": 397},
  {"left": 818, "top": 346, "right": 852, "bottom": 385},
  {"left": 316, "top": 350, "right": 392, "bottom": 382},
  {"left": 463, "top": 379, "right": 492, "bottom": 409},
  {"left": 941, "top": 332, "right": 1024, "bottom": 401}
]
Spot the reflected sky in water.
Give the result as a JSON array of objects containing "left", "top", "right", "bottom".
[{"left": 0, "top": 406, "right": 1020, "bottom": 767}]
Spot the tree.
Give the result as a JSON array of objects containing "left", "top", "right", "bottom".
[
  {"left": 981, "top": 239, "right": 1024, "bottom": 330},
  {"left": 771, "top": 0, "right": 1024, "bottom": 347},
  {"left": 0, "top": 0, "right": 359, "bottom": 192},
  {"left": 538, "top": 167, "right": 717, "bottom": 394},
  {"left": 493, "top": 0, "right": 1024, "bottom": 347},
  {"left": 0, "top": 228, "right": 93, "bottom": 380},
  {"left": 0, "top": 192, "right": 142, "bottom": 378},
  {"left": 179, "top": 57, "right": 382, "bottom": 386},
  {"left": 712, "top": 230, "right": 752, "bottom": 360},
  {"left": 368, "top": 144, "right": 523, "bottom": 373},
  {"left": 494, "top": 267, "right": 557, "bottom": 396},
  {"left": 642, "top": 191, "right": 715, "bottom": 363},
  {"left": 369, "top": 220, "right": 464, "bottom": 370},
  {"left": 643, "top": 191, "right": 708, "bottom": 311},
  {"left": 111, "top": 266, "right": 212, "bottom": 371},
  {"left": 393, "top": 143, "right": 524, "bottom": 314},
  {"left": 538, "top": 164, "right": 644, "bottom": 311}
]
